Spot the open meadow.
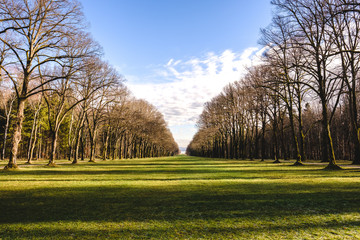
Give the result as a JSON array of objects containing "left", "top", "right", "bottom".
[{"left": 1, "top": 156, "right": 360, "bottom": 239}]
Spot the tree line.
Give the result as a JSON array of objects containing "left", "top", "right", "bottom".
[
  {"left": 0, "top": 0, "right": 179, "bottom": 169},
  {"left": 186, "top": 0, "right": 360, "bottom": 170}
]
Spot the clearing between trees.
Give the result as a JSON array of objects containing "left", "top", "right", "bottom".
[{"left": 1, "top": 155, "right": 360, "bottom": 239}]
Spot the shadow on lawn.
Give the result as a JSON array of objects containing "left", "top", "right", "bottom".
[{"left": 1, "top": 182, "right": 360, "bottom": 224}]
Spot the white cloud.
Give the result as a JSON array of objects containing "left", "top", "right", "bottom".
[{"left": 127, "top": 47, "right": 264, "bottom": 148}]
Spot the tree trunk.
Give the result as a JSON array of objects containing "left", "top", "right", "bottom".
[
  {"left": 261, "top": 116, "right": 266, "bottom": 161},
  {"left": 273, "top": 125, "right": 280, "bottom": 163},
  {"left": 68, "top": 111, "right": 74, "bottom": 161},
  {"left": 298, "top": 106, "right": 306, "bottom": 162},
  {"left": 72, "top": 111, "right": 85, "bottom": 164},
  {"left": 5, "top": 98, "right": 26, "bottom": 169},
  {"left": 48, "top": 130, "right": 58, "bottom": 166},
  {"left": 273, "top": 109, "right": 280, "bottom": 164},
  {"left": 321, "top": 102, "right": 341, "bottom": 170},
  {"left": 89, "top": 140, "right": 95, "bottom": 162},
  {"left": 80, "top": 128, "right": 85, "bottom": 161},
  {"left": 37, "top": 125, "right": 42, "bottom": 160},
  {"left": 279, "top": 114, "right": 287, "bottom": 160},
  {"left": 353, "top": 128, "right": 360, "bottom": 164},
  {"left": 28, "top": 121, "right": 40, "bottom": 164},
  {"left": 89, "top": 129, "right": 97, "bottom": 162},
  {"left": 1, "top": 97, "right": 14, "bottom": 161},
  {"left": 73, "top": 130, "right": 81, "bottom": 164},
  {"left": 350, "top": 92, "right": 360, "bottom": 164},
  {"left": 103, "top": 126, "right": 110, "bottom": 160},
  {"left": 288, "top": 107, "right": 303, "bottom": 165},
  {"left": 254, "top": 113, "right": 259, "bottom": 159},
  {"left": 27, "top": 104, "right": 41, "bottom": 164}
]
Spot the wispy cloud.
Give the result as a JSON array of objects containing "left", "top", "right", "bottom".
[{"left": 127, "top": 47, "right": 265, "bottom": 147}]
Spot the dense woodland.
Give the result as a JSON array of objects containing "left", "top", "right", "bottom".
[
  {"left": 187, "top": 0, "right": 360, "bottom": 169},
  {"left": 0, "top": 0, "right": 179, "bottom": 169}
]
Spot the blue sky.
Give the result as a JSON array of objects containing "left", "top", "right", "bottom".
[{"left": 79, "top": 0, "right": 272, "bottom": 149}]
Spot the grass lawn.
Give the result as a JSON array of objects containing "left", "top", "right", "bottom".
[{"left": 1, "top": 156, "right": 360, "bottom": 239}]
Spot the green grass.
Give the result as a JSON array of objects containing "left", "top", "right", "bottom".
[{"left": 1, "top": 156, "right": 360, "bottom": 239}]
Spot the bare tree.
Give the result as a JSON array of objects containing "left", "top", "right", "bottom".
[
  {"left": 272, "top": 0, "right": 344, "bottom": 169},
  {"left": 70, "top": 59, "right": 122, "bottom": 164},
  {"left": 0, "top": 0, "right": 87, "bottom": 169},
  {"left": 245, "top": 65, "right": 272, "bottom": 161},
  {"left": 85, "top": 65, "right": 123, "bottom": 162},
  {"left": 42, "top": 36, "right": 100, "bottom": 166},
  {"left": 260, "top": 15, "right": 309, "bottom": 165}
]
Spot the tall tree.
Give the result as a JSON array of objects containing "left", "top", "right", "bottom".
[
  {"left": 261, "top": 15, "right": 306, "bottom": 165},
  {"left": 272, "top": 0, "right": 344, "bottom": 169},
  {"left": 42, "top": 36, "right": 100, "bottom": 166},
  {"left": 327, "top": 0, "right": 360, "bottom": 164},
  {"left": 0, "top": 0, "right": 87, "bottom": 169},
  {"left": 85, "top": 64, "right": 123, "bottom": 162}
]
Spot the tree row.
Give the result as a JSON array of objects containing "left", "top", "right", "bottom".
[
  {"left": 0, "top": 0, "right": 179, "bottom": 169},
  {"left": 187, "top": 0, "right": 360, "bottom": 170}
]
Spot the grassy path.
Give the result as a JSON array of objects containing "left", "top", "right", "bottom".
[{"left": 1, "top": 156, "right": 360, "bottom": 239}]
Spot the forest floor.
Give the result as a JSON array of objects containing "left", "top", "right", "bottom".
[{"left": 0, "top": 156, "right": 360, "bottom": 239}]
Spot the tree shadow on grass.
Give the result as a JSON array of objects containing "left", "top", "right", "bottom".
[{"left": 1, "top": 182, "right": 360, "bottom": 224}]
